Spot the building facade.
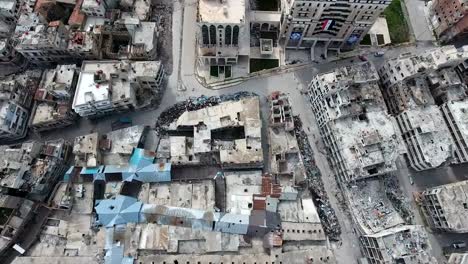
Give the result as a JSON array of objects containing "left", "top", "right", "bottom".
[
  {"left": 360, "top": 225, "right": 436, "bottom": 264},
  {"left": 280, "top": 0, "right": 391, "bottom": 51},
  {"left": 429, "top": 0, "right": 468, "bottom": 43},
  {"left": 197, "top": 0, "right": 248, "bottom": 66},
  {"left": 420, "top": 180, "right": 468, "bottom": 233}
]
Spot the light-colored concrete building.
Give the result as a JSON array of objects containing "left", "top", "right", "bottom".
[
  {"left": 420, "top": 180, "right": 468, "bottom": 233},
  {"left": 72, "top": 60, "right": 165, "bottom": 117},
  {"left": 378, "top": 46, "right": 468, "bottom": 169},
  {"left": 197, "top": 0, "right": 249, "bottom": 67},
  {"left": 280, "top": 0, "right": 391, "bottom": 52},
  {"left": 0, "top": 80, "right": 32, "bottom": 140},
  {"left": 0, "top": 0, "right": 20, "bottom": 38},
  {"left": 378, "top": 46, "right": 468, "bottom": 89},
  {"left": 14, "top": 18, "right": 73, "bottom": 66},
  {"left": 30, "top": 65, "right": 78, "bottom": 132},
  {"left": 359, "top": 225, "right": 436, "bottom": 264},
  {"left": 308, "top": 62, "right": 400, "bottom": 182},
  {"left": 441, "top": 100, "right": 468, "bottom": 164}
]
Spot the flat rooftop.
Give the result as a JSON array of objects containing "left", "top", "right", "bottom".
[
  {"left": 199, "top": 0, "right": 246, "bottom": 24},
  {"left": 424, "top": 180, "right": 468, "bottom": 232}
]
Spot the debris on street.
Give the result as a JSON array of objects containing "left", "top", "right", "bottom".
[{"left": 293, "top": 116, "right": 342, "bottom": 240}]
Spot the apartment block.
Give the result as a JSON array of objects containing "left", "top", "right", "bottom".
[
  {"left": 378, "top": 46, "right": 468, "bottom": 89},
  {"left": 308, "top": 62, "right": 400, "bottom": 182},
  {"left": 441, "top": 100, "right": 468, "bottom": 163},
  {"left": 420, "top": 180, "right": 468, "bottom": 233},
  {"left": 280, "top": 0, "right": 391, "bottom": 52},
  {"left": 378, "top": 46, "right": 468, "bottom": 170},
  {"left": 360, "top": 225, "right": 436, "bottom": 264},
  {"left": 197, "top": 0, "right": 248, "bottom": 66},
  {"left": 14, "top": 19, "right": 74, "bottom": 66},
  {"left": 72, "top": 60, "right": 165, "bottom": 117},
  {"left": 0, "top": 81, "right": 32, "bottom": 140},
  {"left": 429, "top": 0, "right": 468, "bottom": 43},
  {"left": 29, "top": 64, "right": 78, "bottom": 132},
  {"left": 0, "top": 0, "right": 20, "bottom": 38}
]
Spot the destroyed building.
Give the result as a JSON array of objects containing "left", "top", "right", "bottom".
[
  {"left": 378, "top": 46, "right": 468, "bottom": 169},
  {"left": 308, "top": 62, "right": 400, "bottom": 182},
  {"left": 395, "top": 104, "right": 453, "bottom": 171},
  {"left": 93, "top": 16, "right": 159, "bottom": 60},
  {"left": 29, "top": 64, "right": 78, "bottom": 132},
  {"left": 72, "top": 60, "right": 165, "bottom": 117},
  {"left": 268, "top": 92, "right": 306, "bottom": 186},
  {"left": 0, "top": 139, "right": 71, "bottom": 199},
  {"left": 420, "top": 180, "right": 468, "bottom": 233},
  {"left": 158, "top": 97, "right": 263, "bottom": 169},
  {"left": 344, "top": 179, "right": 405, "bottom": 236},
  {"left": 379, "top": 46, "right": 468, "bottom": 88},
  {"left": 360, "top": 225, "right": 437, "bottom": 264}
]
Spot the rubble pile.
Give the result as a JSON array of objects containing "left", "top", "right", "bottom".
[
  {"left": 293, "top": 116, "right": 341, "bottom": 240},
  {"left": 155, "top": 92, "right": 257, "bottom": 134},
  {"left": 384, "top": 173, "right": 414, "bottom": 224}
]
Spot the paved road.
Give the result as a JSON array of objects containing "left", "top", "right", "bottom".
[{"left": 403, "top": 0, "right": 435, "bottom": 41}]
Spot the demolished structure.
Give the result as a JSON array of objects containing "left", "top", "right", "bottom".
[
  {"left": 268, "top": 92, "right": 306, "bottom": 186},
  {"left": 308, "top": 62, "right": 400, "bottom": 182},
  {"left": 157, "top": 97, "right": 263, "bottom": 169},
  {"left": 29, "top": 64, "right": 78, "bottom": 132},
  {"left": 378, "top": 46, "right": 468, "bottom": 169},
  {"left": 72, "top": 60, "right": 165, "bottom": 117},
  {"left": 420, "top": 180, "right": 468, "bottom": 233}
]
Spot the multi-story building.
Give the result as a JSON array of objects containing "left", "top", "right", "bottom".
[
  {"left": 360, "top": 225, "right": 436, "bottom": 264},
  {"left": 80, "top": 0, "right": 119, "bottom": 17},
  {"left": 378, "top": 46, "right": 468, "bottom": 89},
  {"left": 29, "top": 64, "right": 78, "bottom": 132},
  {"left": 0, "top": 0, "right": 20, "bottom": 38},
  {"left": 429, "top": 0, "right": 468, "bottom": 43},
  {"left": 94, "top": 17, "right": 159, "bottom": 60},
  {"left": 0, "top": 80, "right": 32, "bottom": 140},
  {"left": 420, "top": 180, "right": 468, "bottom": 233},
  {"left": 378, "top": 46, "right": 468, "bottom": 170},
  {"left": 15, "top": 19, "right": 74, "bottom": 66},
  {"left": 197, "top": 0, "right": 248, "bottom": 67},
  {"left": 72, "top": 60, "right": 165, "bottom": 117},
  {"left": 280, "top": 0, "right": 391, "bottom": 52},
  {"left": 441, "top": 100, "right": 468, "bottom": 163},
  {"left": 68, "top": 31, "right": 101, "bottom": 60},
  {"left": 308, "top": 62, "right": 400, "bottom": 182}
]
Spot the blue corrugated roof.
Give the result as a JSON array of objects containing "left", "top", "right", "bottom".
[
  {"left": 95, "top": 195, "right": 143, "bottom": 227},
  {"left": 66, "top": 148, "right": 171, "bottom": 184}
]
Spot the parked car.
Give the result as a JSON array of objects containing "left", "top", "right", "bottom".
[
  {"left": 452, "top": 241, "right": 467, "bottom": 249},
  {"left": 374, "top": 51, "right": 385, "bottom": 57}
]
